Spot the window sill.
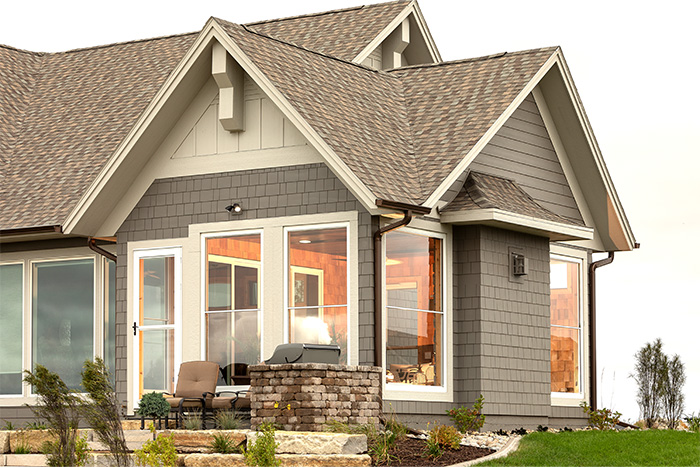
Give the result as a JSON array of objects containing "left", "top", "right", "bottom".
[
  {"left": 384, "top": 383, "right": 451, "bottom": 402},
  {"left": 551, "top": 393, "right": 585, "bottom": 407}
]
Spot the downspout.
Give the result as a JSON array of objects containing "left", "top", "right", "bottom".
[
  {"left": 588, "top": 252, "right": 614, "bottom": 410},
  {"left": 88, "top": 237, "right": 117, "bottom": 263},
  {"left": 372, "top": 199, "right": 432, "bottom": 368}
]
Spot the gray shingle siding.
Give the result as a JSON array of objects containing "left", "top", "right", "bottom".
[{"left": 114, "top": 163, "right": 375, "bottom": 406}]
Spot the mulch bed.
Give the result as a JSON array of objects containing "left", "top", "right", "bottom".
[{"left": 376, "top": 436, "right": 495, "bottom": 466}]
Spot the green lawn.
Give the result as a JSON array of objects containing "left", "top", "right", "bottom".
[{"left": 481, "top": 430, "right": 700, "bottom": 466}]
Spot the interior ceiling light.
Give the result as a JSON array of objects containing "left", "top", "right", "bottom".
[
  {"left": 299, "top": 240, "right": 311, "bottom": 244},
  {"left": 386, "top": 259, "right": 402, "bottom": 266}
]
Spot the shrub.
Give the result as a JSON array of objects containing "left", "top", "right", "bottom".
[
  {"left": 428, "top": 424, "right": 461, "bottom": 450},
  {"left": 81, "top": 358, "right": 129, "bottom": 467},
  {"left": 631, "top": 339, "right": 667, "bottom": 427},
  {"left": 580, "top": 401, "right": 621, "bottom": 430},
  {"left": 134, "top": 425, "right": 178, "bottom": 467},
  {"left": 684, "top": 413, "right": 700, "bottom": 433},
  {"left": 2, "top": 420, "right": 15, "bottom": 430},
  {"left": 662, "top": 354, "right": 686, "bottom": 429},
  {"left": 25, "top": 421, "right": 47, "bottom": 430},
  {"left": 23, "top": 365, "right": 83, "bottom": 467},
  {"left": 446, "top": 394, "right": 485, "bottom": 433},
  {"left": 422, "top": 437, "right": 443, "bottom": 460},
  {"left": 245, "top": 421, "right": 280, "bottom": 467},
  {"left": 137, "top": 392, "right": 171, "bottom": 419},
  {"left": 368, "top": 428, "right": 397, "bottom": 465},
  {"left": 214, "top": 409, "right": 242, "bottom": 430},
  {"left": 42, "top": 434, "right": 91, "bottom": 467},
  {"left": 210, "top": 433, "right": 238, "bottom": 454},
  {"left": 537, "top": 425, "right": 549, "bottom": 432}
]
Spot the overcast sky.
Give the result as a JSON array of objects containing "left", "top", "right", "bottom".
[{"left": 2, "top": 0, "right": 697, "bottom": 423}]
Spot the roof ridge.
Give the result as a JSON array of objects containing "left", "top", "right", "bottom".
[
  {"left": 230, "top": 21, "right": 384, "bottom": 74},
  {"left": 387, "top": 46, "right": 559, "bottom": 72},
  {"left": 3, "top": 31, "right": 199, "bottom": 56},
  {"left": 244, "top": 0, "right": 408, "bottom": 26}
]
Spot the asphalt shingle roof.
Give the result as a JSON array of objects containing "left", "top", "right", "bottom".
[
  {"left": 246, "top": 0, "right": 410, "bottom": 61},
  {"left": 0, "top": 2, "right": 560, "bottom": 231},
  {"left": 442, "top": 171, "right": 584, "bottom": 226}
]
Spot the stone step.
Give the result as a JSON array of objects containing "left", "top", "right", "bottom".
[
  {"left": 247, "top": 431, "right": 367, "bottom": 455},
  {"left": 183, "top": 453, "right": 371, "bottom": 467}
]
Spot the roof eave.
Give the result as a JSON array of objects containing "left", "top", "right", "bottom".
[{"left": 440, "top": 208, "right": 594, "bottom": 242}]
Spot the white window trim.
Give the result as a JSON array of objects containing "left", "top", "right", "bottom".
[
  {"left": 0, "top": 261, "right": 24, "bottom": 399},
  {"left": 550, "top": 244, "right": 588, "bottom": 407},
  {"left": 284, "top": 222, "right": 351, "bottom": 364},
  {"left": 200, "top": 229, "right": 263, "bottom": 392},
  {"left": 131, "top": 246, "right": 183, "bottom": 407},
  {"left": 382, "top": 221, "right": 454, "bottom": 402},
  {"left": 0, "top": 247, "right": 107, "bottom": 405}
]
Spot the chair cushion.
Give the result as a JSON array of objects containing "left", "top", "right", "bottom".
[
  {"left": 165, "top": 397, "right": 206, "bottom": 409},
  {"left": 175, "top": 361, "right": 220, "bottom": 399}
]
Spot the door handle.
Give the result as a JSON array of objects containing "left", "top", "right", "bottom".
[{"left": 133, "top": 322, "right": 138, "bottom": 336}]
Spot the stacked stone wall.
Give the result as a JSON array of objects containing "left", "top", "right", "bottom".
[{"left": 249, "top": 363, "right": 382, "bottom": 431}]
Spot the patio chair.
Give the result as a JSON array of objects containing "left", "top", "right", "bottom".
[{"left": 163, "top": 360, "right": 220, "bottom": 429}]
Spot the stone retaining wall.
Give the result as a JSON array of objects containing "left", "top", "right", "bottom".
[{"left": 249, "top": 364, "right": 382, "bottom": 431}]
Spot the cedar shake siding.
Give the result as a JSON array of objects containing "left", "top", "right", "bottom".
[{"left": 114, "top": 163, "right": 376, "bottom": 405}]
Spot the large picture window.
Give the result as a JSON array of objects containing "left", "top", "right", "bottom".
[
  {"left": 550, "top": 255, "right": 582, "bottom": 394},
  {"left": 32, "top": 259, "right": 94, "bottom": 391},
  {"left": 205, "top": 233, "right": 261, "bottom": 386},
  {"left": 0, "top": 263, "right": 23, "bottom": 395},
  {"left": 385, "top": 230, "right": 443, "bottom": 387},
  {"left": 287, "top": 226, "right": 348, "bottom": 362}
]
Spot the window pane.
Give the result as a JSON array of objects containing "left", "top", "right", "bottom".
[
  {"left": 386, "top": 231, "right": 442, "bottom": 312},
  {"left": 288, "top": 306, "right": 347, "bottom": 362},
  {"left": 207, "top": 311, "right": 260, "bottom": 385},
  {"left": 0, "top": 264, "right": 23, "bottom": 395},
  {"left": 140, "top": 257, "right": 174, "bottom": 325},
  {"left": 206, "top": 234, "right": 261, "bottom": 311},
  {"left": 550, "top": 259, "right": 579, "bottom": 327},
  {"left": 386, "top": 308, "right": 442, "bottom": 386},
  {"left": 32, "top": 259, "right": 94, "bottom": 391},
  {"left": 288, "top": 228, "right": 347, "bottom": 306},
  {"left": 104, "top": 259, "right": 116, "bottom": 383},
  {"left": 551, "top": 327, "right": 579, "bottom": 393},
  {"left": 141, "top": 328, "right": 175, "bottom": 393},
  {"left": 205, "top": 234, "right": 261, "bottom": 384}
]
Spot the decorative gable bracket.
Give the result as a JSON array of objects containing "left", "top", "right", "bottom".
[{"left": 212, "top": 41, "right": 244, "bottom": 132}]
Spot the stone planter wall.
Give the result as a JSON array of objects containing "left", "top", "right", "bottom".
[{"left": 249, "top": 363, "right": 382, "bottom": 431}]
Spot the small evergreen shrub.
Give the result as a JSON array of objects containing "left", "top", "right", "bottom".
[
  {"left": 537, "top": 425, "right": 549, "bottom": 432},
  {"left": 446, "top": 394, "right": 485, "bottom": 432},
  {"left": 134, "top": 425, "right": 178, "bottom": 467},
  {"left": 580, "top": 401, "right": 621, "bottom": 430},
  {"left": 137, "top": 392, "right": 171, "bottom": 419},
  {"left": 245, "top": 422, "right": 280, "bottom": 467},
  {"left": 210, "top": 433, "right": 238, "bottom": 454}
]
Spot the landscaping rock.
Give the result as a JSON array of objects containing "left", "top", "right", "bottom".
[
  {"left": 0, "top": 430, "right": 10, "bottom": 453},
  {"left": 123, "top": 429, "right": 154, "bottom": 451},
  {"left": 182, "top": 453, "right": 371, "bottom": 467},
  {"left": 9, "top": 429, "right": 92, "bottom": 454},
  {"left": 247, "top": 431, "right": 367, "bottom": 455},
  {"left": 183, "top": 453, "right": 246, "bottom": 466},
  {"left": 4, "top": 453, "right": 48, "bottom": 466},
  {"left": 160, "top": 430, "right": 247, "bottom": 453},
  {"left": 277, "top": 454, "right": 371, "bottom": 466}
]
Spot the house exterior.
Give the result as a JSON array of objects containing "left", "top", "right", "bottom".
[{"left": 0, "top": 0, "right": 635, "bottom": 429}]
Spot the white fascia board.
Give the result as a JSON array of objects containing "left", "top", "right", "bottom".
[
  {"left": 209, "top": 23, "right": 381, "bottom": 215},
  {"left": 552, "top": 51, "right": 636, "bottom": 249},
  {"left": 353, "top": 1, "right": 441, "bottom": 65},
  {"left": 422, "top": 51, "right": 560, "bottom": 208},
  {"left": 63, "top": 23, "right": 215, "bottom": 234},
  {"left": 440, "top": 208, "right": 594, "bottom": 241}
]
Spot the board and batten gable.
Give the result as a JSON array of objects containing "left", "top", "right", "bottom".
[{"left": 469, "top": 94, "right": 584, "bottom": 224}]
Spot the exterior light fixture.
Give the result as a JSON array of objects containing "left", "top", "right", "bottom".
[{"left": 225, "top": 203, "right": 242, "bottom": 214}]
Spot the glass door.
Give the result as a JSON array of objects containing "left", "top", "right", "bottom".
[{"left": 133, "top": 248, "right": 181, "bottom": 404}]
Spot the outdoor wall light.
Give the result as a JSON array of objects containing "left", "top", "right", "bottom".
[{"left": 225, "top": 203, "right": 243, "bottom": 214}]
